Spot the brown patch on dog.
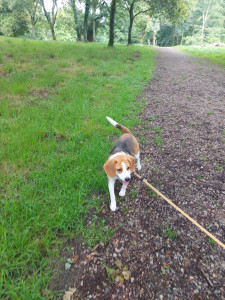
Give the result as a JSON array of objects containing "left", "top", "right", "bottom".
[
  {"left": 132, "top": 136, "right": 139, "bottom": 155},
  {"left": 104, "top": 155, "right": 135, "bottom": 178},
  {"left": 104, "top": 159, "right": 116, "bottom": 178},
  {"left": 116, "top": 124, "right": 131, "bottom": 134}
]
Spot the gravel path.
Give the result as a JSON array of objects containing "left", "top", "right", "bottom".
[{"left": 54, "top": 48, "right": 225, "bottom": 299}]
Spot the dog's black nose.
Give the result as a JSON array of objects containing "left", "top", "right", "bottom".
[{"left": 125, "top": 177, "right": 130, "bottom": 182}]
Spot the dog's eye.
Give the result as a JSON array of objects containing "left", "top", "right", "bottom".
[
  {"left": 117, "top": 169, "right": 122, "bottom": 173},
  {"left": 127, "top": 167, "right": 130, "bottom": 170}
]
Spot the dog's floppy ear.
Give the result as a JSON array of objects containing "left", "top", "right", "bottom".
[
  {"left": 127, "top": 155, "right": 135, "bottom": 172},
  {"left": 104, "top": 159, "right": 116, "bottom": 178}
]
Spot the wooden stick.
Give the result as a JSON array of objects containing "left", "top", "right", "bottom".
[{"left": 134, "top": 172, "right": 225, "bottom": 250}]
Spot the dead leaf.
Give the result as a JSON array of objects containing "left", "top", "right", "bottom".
[
  {"left": 63, "top": 287, "right": 76, "bottom": 300},
  {"left": 113, "top": 239, "right": 119, "bottom": 247},
  {"left": 93, "top": 244, "right": 99, "bottom": 250},
  {"left": 86, "top": 252, "right": 97, "bottom": 261},
  {"left": 71, "top": 254, "right": 79, "bottom": 264},
  {"left": 122, "top": 270, "right": 131, "bottom": 280}
]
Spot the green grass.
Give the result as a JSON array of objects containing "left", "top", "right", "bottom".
[
  {"left": 152, "top": 126, "right": 164, "bottom": 135},
  {"left": 162, "top": 225, "right": 177, "bottom": 239},
  {"left": 0, "top": 37, "right": 155, "bottom": 298},
  {"left": 178, "top": 46, "right": 225, "bottom": 66},
  {"left": 153, "top": 136, "right": 163, "bottom": 147}
]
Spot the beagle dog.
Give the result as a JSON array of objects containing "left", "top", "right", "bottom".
[{"left": 104, "top": 117, "right": 141, "bottom": 211}]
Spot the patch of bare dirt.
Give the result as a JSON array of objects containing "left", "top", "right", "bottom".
[{"left": 52, "top": 48, "right": 225, "bottom": 299}]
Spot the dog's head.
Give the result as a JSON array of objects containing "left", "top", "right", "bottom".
[{"left": 104, "top": 154, "right": 135, "bottom": 183}]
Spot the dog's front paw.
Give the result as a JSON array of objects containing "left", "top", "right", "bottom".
[
  {"left": 119, "top": 190, "right": 126, "bottom": 197},
  {"left": 110, "top": 203, "right": 117, "bottom": 212},
  {"left": 137, "top": 164, "right": 141, "bottom": 171}
]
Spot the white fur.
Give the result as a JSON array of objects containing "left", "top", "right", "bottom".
[
  {"left": 108, "top": 162, "right": 131, "bottom": 211},
  {"left": 119, "top": 162, "right": 131, "bottom": 182},
  {"left": 106, "top": 116, "right": 118, "bottom": 127},
  {"left": 134, "top": 151, "right": 141, "bottom": 171},
  {"left": 105, "top": 117, "right": 141, "bottom": 211},
  {"left": 119, "top": 184, "right": 127, "bottom": 197},
  {"left": 108, "top": 177, "right": 117, "bottom": 211}
]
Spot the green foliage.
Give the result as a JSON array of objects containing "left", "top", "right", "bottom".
[
  {"left": 0, "top": 0, "right": 29, "bottom": 36},
  {"left": 0, "top": 36, "right": 155, "bottom": 298},
  {"left": 0, "top": 0, "right": 198, "bottom": 45},
  {"left": 157, "top": 0, "right": 225, "bottom": 46},
  {"left": 162, "top": 225, "right": 177, "bottom": 239},
  {"left": 55, "top": 7, "right": 76, "bottom": 41}
]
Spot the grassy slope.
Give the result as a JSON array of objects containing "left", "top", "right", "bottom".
[
  {"left": 0, "top": 37, "right": 155, "bottom": 298},
  {"left": 178, "top": 46, "right": 225, "bottom": 66}
]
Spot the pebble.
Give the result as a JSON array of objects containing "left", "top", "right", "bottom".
[
  {"left": 113, "top": 253, "right": 117, "bottom": 258},
  {"left": 131, "top": 277, "right": 134, "bottom": 283},
  {"left": 128, "top": 220, "right": 133, "bottom": 226},
  {"left": 181, "top": 268, "right": 184, "bottom": 274},
  {"left": 115, "top": 248, "right": 120, "bottom": 253},
  {"left": 221, "top": 261, "right": 225, "bottom": 270}
]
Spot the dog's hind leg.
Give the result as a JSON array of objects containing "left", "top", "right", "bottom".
[{"left": 134, "top": 151, "right": 141, "bottom": 171}]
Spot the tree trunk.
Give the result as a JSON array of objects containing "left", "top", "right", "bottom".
[
  {"left": 40, "top": 0, "right": 58, "bottom": 41},
  {"left": 84, "top": 0, "right": 90, "bottom": 42},
  {"left": 108, "top": 0, "right": 116, "bottom": 47},
  {"left": 128, "top": 0, "right": 135, "bottom": 45},
  {"left": 31, "top": 23, "right": 35, "bottom": 39},
  {"left": 201, "top": 1, "right": 211, "bottom": 44},
  {"left": 71, "top": 0, "right": 81, "bottom": 41},
  {"left": 140, "top": 31, "right": 145, "bottom": 44},
  {"left": 92, "top": 4, "right": 96, "bottom": 42},
  {"left": 153, "top": 23, "right": 156, "bottom": 46},
  {"left": 180, "top": 30, "right": 183, "bottom": 45},
  {"left": 93, "top": 19, "right": 96, "bottom": 42},
  {"left": 51, "top": 25, "right": 56, "bottom": 40}
]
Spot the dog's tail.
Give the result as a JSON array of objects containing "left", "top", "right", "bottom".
[{"left": 106, "top": 116, "right": 131, "bottom": 134}]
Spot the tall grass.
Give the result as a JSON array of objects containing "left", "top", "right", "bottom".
[{"left": 0, "top": 37, "right": 155, "bottom": 297}]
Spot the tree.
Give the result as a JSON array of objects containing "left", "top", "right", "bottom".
[
  {"left": 108, "top": 0, "right": 116, "bottom": 46},
  {"left": 199, "top": 0, "right": 212, "bottom": 43},
  {"left": 23, "top": 0, "right": 40, "bottom": 39},
  {"left": 40, "top": 0, "right": 58, "bottom": 40},
  {"left": 0, "top": 0, "right": 29, "bottom": 36},
  {"left": 54, "top": 6, "right": 76, "bottom": 41},
  {"left": 123, "top": 0, "right": 195, "bottom": 45},
  {"left": 83, "top": 0, "right": 90, "bottom": 41},
  {"left": 89, "top": 0, "right": 109, "bottom": 42},
  {"left": 123, "top": 0, "right": 151, "bottom": 45},
  {"left": 91, "top": 0, "right": 98, "bottom": 42},
  {"left": 69, "top": 0, "right": 82, "bottom": 41}
]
